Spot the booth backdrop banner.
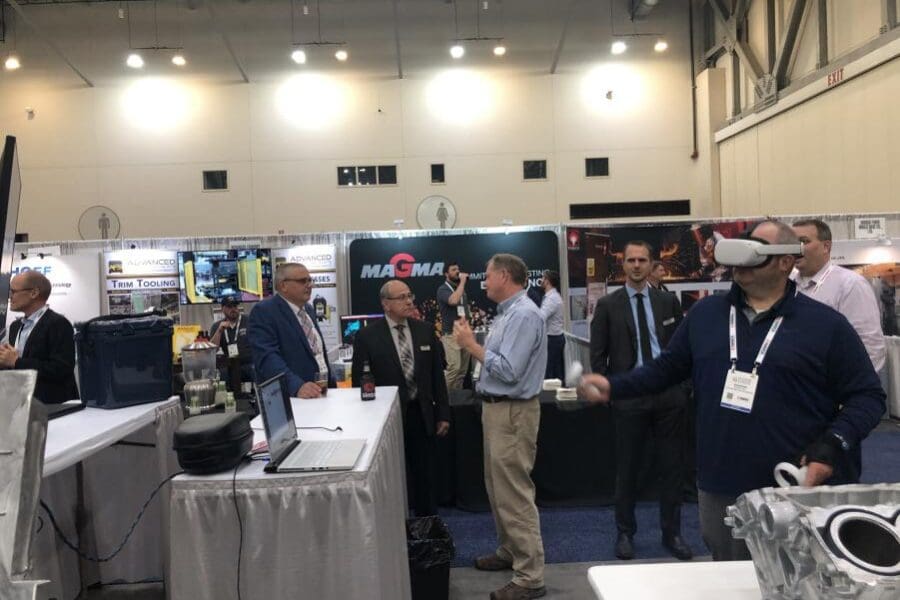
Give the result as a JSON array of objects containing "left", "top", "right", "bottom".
[
  {"left": 273, "top": 244, "right": 339, "bottom": 350},
  {"left": 9, "top": 254, "right": 102, "bottom": 325},
  {"left": 103, "top": 250, "right": 180, "bottom": 321},
  {"left": 348, "top": 231, "right": 560, "bottom": 327},
  {"left": 566, "top": 224, "right": 899, "bottom": 339}
]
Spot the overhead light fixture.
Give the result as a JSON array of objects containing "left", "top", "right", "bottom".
[
  {"left": 611, "top": 41, "right": 627, "bottom": 55},
  {"left": 171, "top": 54, "right": 187, "bottom": 67},
  {"left": 493, "top": 45, "right": 506, "bottom": 57},
  {"left": 126, "top": 53, "right": 144, "bottom": 68},
  {"left": 291, "top": 49, "right": 307, "bottom": 64},
  {"left": 5, "top": 55, "right": 21, "bottom": 71},
  {"left": 450, "top": 44, "right": 465, "bottom": 59},
  {"left": 654, "top": 39, "right": 668, "bottom": 52},
  {"left": 334, "top": 49, "right": 348, "bottom": 61}
]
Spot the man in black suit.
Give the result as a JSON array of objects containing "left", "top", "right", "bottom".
[
  {"left": 0, "top": 271, "right": 79, "bottom": 404},
  {"left": 590, "top": 241, "right": 692, "bottom": 561},
  {"left": 352, "top": 279, "right": 450, "bottom": 516}
]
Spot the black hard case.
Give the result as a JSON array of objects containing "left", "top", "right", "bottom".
[{"left": 173, "top": 412, "right": 253, "bottom": 474}]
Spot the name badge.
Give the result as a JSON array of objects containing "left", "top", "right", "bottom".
[
  {"left": 457, "top": 305, "right": 466, "bottom": 318},
  {"left": 227, "top": 343, "right": 240, "bottom": 358},
  {"left": 420, "top": 345, "right": 431, "bottom": 352},
  {"left": 721, "top": 369, "right": 758, "bottom": 413},
  {"left": 316, "top": 354, "right": 329, "bottom": 375},
  {"left": 663, "top": 317, "right": 675, "bottom": 326}
]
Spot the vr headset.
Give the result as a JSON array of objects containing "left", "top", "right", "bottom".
[{"left": 714, "top": 238, "right": 803, "bottom": 267}]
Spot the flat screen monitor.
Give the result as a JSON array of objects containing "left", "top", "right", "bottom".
[
  {"left": 178, "top": 249, "right": 273, "bottom": 304},
  {"left": 0, "top": 136, "right": 22, "bottom": 331},
  {"left": 340, "top": 313, "right": 384, "bottom": 346}
]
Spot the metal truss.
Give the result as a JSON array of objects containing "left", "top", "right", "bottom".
[{"left": 696, "top": 0, "right": 900, "bottom": 122}]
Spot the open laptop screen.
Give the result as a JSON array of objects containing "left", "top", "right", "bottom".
[{"left": 257, "top": 374, "right": 295, "bottom": 459}]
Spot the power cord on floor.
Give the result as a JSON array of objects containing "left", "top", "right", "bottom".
[{"left": 39, "top": 470, "right": 184, "bottom": 562}]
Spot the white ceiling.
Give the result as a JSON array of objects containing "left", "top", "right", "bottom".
[{"left": 0, "top": 0, "right": 688, "bottom": 86}]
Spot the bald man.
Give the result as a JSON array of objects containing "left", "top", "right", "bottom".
[{"left": 0, "top": 271, "right": 79, "bottom": 404}]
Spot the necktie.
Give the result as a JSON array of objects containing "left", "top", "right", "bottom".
[
  {"left": 394, "top": 324, "right": 417, "bottom": 399},
  {"left": 16, "top": 317, "right": 35, "bottom": 352},
  {"left": 635, "top": 293, "right": 654, "bottom": 366},
  {"left": 298, "top": 309, "right": 320, "bottom": 355}
]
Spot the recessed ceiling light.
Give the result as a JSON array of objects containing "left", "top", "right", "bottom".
[
  {"left": 335, "top": 49, "right": 348, "bottom": 61},
  {"left": 654, "top": 39, "right": 668, "bottom": 52},
  {"left": 172, "top": 54, "right": 187, "bottom": 67},
  {"left": 493, "top": 45, "right": 506, "bottom": 57},
  {"left": 291, "top": 49, "right": 307, "bottom": 64},
  {"left": 450, "top": 44, "right": 465, "bottom": 59},
  {"left": 126, "top": 53, "right": 144, "bottom": 68},
  {"left": 611, "top": 41, "right": 627, "bottom": 55},
  {"left": 5, "top": 55, "right": 21, "bottom": 70}
]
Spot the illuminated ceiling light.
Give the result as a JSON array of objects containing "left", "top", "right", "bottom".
[
  {"left": 171, "top": 54, "right": 187, "bottom": 67},
  {"left": 4, "top": 55, "right": 21, "bottom": 70},
  {"left": 493, "top": 45, "right": 506, "bottom": 57},
  {"left": 450, "top": 44, "right": 465, "bottom": 59},
  {"left": 654, "top": 39, "right": 668, "bottom": 52},
  {"left": 126, "top": 53, "right": 144, "bottom": 68},
  {"left": 611, "top": 40, "right": 627, "bottom": 55},
  {"left": 334, "top": 49, "right": 348, "bottom": 61},
  {"left": 291, "top": 49, "right": 307, "bottom": 64}
]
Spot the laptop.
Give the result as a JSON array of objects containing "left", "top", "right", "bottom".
[
  {"left": 43, "top": 399, "right": 86, "bottom": 420},
  {"left": 256, "top": 373, "right": 366, "bottom": 473}
]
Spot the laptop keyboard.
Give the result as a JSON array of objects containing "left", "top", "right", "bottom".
[{"left": 281, "top": 440, "right": 341, "bottom": 469}]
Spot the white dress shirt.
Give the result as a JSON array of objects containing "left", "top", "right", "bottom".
[
  {"left": 793, "top": 261, "right": 886, "bottom": 372},
  {"left": 539, "top": 287, "right": 565, "bottom": 336},
  {"left": 14, "top": 305, "right": 50, "bottom": 352}
]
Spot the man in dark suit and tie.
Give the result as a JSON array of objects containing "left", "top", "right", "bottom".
[
  {"left": 590, "top": 241, "right": 692, "bottom": 561},
  {"left": 248, "top": 262, "right": 333, "bottom": 398},
  {"left": 352, "top": 279, "right": 450, "bottom": 516},
  {"left": 0, "top": 271, "right": 79, "bottom": 404}
]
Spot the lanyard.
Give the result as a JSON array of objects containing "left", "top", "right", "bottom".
[
  {"left": 225, "top": 315, "right": 241, "bottom": 345},
  {"left": 806, "top": 264, "right": 835, "bottom": 296},
  {"left": 729, "top": 306, "right": 783, "bottom": 374}
]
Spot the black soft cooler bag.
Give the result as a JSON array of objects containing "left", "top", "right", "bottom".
[{"left": 173, "top": 413, "right": 253, "bottom": 474}]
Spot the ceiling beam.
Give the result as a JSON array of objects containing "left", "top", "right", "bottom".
[
  {"left": 773, "top": 0, "right": 810, "bottom": 87},
  {"left": 549, "top": 0, "right": 578, "bottom": 75},
  {"left": 391, "top": 0, "right": 403, "bottom": 79},
  {"left": 6, "top": 0, "right": 94, "bottom": 87},
  {"left": 206, "top": 1, "right": 249, "bottom": 84},
  {"left": 708, "top": 0, "right": 763, "bottom": 80}
]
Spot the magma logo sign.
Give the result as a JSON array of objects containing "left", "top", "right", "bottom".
[{"left": 360, "top": 253, "right": 445, "bottom": 279}]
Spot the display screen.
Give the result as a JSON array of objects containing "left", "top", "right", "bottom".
[
  {"left": 0, "top": 136, "right": 22, "bottom": 331},
  {"left": 340, "top": 313, "right": 384, "bottom": 346},
  {"left": 178, "top": 249, "right": 273, "bottom": 304},
  {"left": 257, "top": 374, "right": 296, "bottom": 460}
]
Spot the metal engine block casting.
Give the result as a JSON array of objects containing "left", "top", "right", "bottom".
[{"left": 727, "top": 484, "right": 900, "bottom": 599}]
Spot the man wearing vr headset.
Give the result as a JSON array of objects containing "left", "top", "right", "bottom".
[{"left": 578, "top": 220, "right": 885, "bottom": 561}]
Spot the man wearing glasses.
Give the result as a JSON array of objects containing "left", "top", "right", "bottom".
[
  {"left": 0, "top": 271, "right": 79, "bottom": 404},
  {"left": 351, "top": 279, "right": 450, "bottom": 516},
  {"left": 248, "top": 262, "right": 333, "bottom": 398}
]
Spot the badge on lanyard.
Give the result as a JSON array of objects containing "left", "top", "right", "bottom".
[
  {"left": 227, "top": 343, "right": 240, "bottom": 358},
  {"left": 720, "top": 306, "right": 783, "bottom": 414}
]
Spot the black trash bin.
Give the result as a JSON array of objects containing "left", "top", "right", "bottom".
[{"left": 407, "top": 516, "right": 455, "bottom": 600}]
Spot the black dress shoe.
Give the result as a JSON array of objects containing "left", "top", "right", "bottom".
[
  {"left": 662, "top": 535, "right": 693, "bottom": 561},
  {"left": 614, "top": 533, "right": 634, "bottom": 560}
]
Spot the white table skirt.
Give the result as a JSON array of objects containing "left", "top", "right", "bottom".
[
  {"left": 588, "top": 561, "right": 761, "bottom": 599},
  {"left": 169, "top": 386, "right": 411, "bottom": 600},
  {"left": 885, "top": 336, "right": 900, "bottom": 418},
  {"left": 33, "top": 398, "right": 182, "bottom": 600}
]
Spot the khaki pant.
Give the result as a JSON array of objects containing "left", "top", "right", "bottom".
[
  {"left": 482, "top": 396, "right": 544, "bottom": 588},
  {"left": 441, "top": 334, "right": 470, "bottom": 390}
]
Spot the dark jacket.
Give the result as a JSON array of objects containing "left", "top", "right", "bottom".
[
  {"left": 351, "top": 318, "right": 450, "bottom": 436},
  {"left": 608, "top": 281, "right": 886, "bottom": 496},
  {"left": 590, "top": 285, "right": 686, "bottom": 411},
  {"left": 9, "top": 308, "right": 79, "bottom": 404},
  {"left": 248, "top": 295, "right": 332, "bottom": 395}
]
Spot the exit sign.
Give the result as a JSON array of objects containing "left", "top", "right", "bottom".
[{"left": 826, "top": 67, "right": 844, "bottom": 87}]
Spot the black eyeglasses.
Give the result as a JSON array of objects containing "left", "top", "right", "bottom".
[
  {"left": 282, "top": 277, "right": 312, "bottom": 285},
  {"left": 386, "top": 293, "right": 416, "bottom": 301},
  {"left": 9, "top": 287, "right": 35, "bottom": 294}
]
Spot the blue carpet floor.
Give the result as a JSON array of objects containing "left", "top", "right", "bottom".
[{"left": 441, "top": 427, "right": 900, "bottom": 568}]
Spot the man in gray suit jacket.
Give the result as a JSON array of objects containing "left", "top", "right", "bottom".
[{"left": 590, "top": 241, "right": 692, "bottom": 562}]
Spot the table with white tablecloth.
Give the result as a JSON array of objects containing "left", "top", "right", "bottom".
[
  {"left": 32, "top": 398, "right": 182, "bottom": 600},
  {"left": 168, "top": 386, "right": 411, "bottom": 600},
  {"left": 588, "top": 561, "right": 761, "bottom": 599},
  {"left": 885, "top": 336, "right": 900, "bottom": 418}
]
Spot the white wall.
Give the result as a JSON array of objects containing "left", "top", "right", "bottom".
[{"left": 1, "top": 51, "right": 710, "bottom": 241}]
